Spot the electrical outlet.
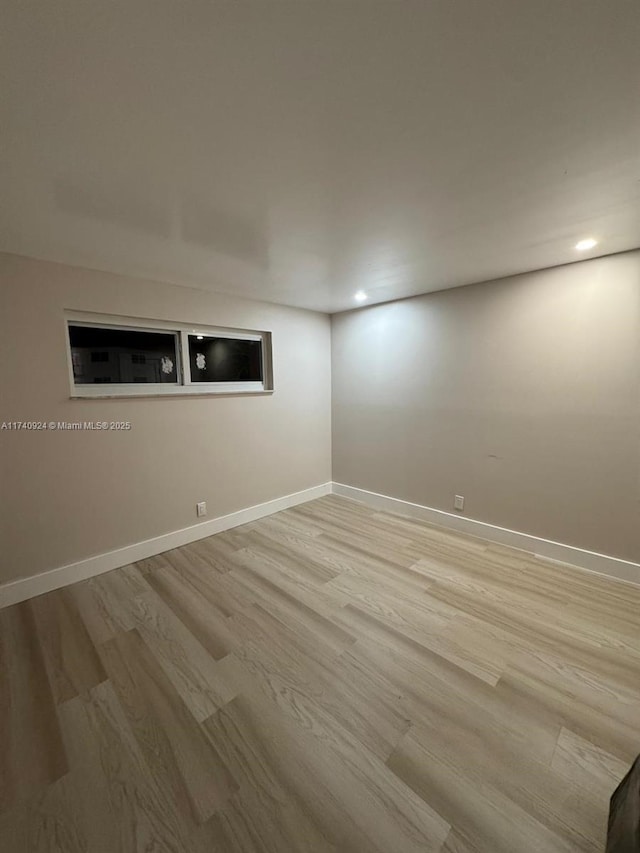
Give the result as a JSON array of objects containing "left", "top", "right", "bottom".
[
  {"left": 196, "top": 501, "right": 207, "bottom": 518},
  {"left": 454, "top": 495, "right": 465, "bottom": 511}
]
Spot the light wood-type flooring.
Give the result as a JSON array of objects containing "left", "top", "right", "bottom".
[{"left": 2, "top": 495, "right": 639, "bottom": 852}]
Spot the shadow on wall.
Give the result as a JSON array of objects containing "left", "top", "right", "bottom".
[
  {"left": 53, "top": 174, "right": 269, "bottom": 271},
  {"left": 180, "top": 196, "right": 268, "bottom": 269},
  {"left": 54, "top": 177, "right": 173, "bottom": 239}
]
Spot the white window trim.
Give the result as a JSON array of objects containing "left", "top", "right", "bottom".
[{"left": 65, "top": 311, "right": 273, "bottom": 398}]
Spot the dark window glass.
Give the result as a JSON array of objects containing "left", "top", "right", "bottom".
[
  {"left": 188, "top": 335, "right": 262, "bottom": 383},
  {"left": 69, "top": 325, "right": 179, "bottom": 385}
]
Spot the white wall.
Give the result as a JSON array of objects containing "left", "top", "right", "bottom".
[
  {"left": 332, "top": 251, "right": 640, "bottom": 563},
  {"left": 3, "top": 249, "right": 639, "bottom": 588},
  {"left": 0, "top": 253, "right": 332, "bottom": 585}
]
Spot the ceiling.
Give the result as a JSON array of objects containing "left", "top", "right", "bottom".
[{"left": 1, "top": 1, "right": 639, "bottom": 313}]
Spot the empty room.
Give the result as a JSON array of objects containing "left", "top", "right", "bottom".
[{"left": 1, "top": 2, "right": 640, "bottom": 851}]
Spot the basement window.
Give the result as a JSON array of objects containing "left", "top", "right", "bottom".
[{"left": 66, "top": 312, "right": 272, "bottom": 397}]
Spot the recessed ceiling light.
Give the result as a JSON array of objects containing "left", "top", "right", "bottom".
[
  {"left": 354, "top": 291, "right": 367, "bottom": 302},
  {"left": 575, "top": 238, "right": 598, "bottom": 251},
  {"left": 196, "top": 335, "right": 204, "bottom": 340}
]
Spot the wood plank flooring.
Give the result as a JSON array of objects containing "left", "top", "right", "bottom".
[{"left": 1, "top": 494, "right": 639, "bottom": 852}]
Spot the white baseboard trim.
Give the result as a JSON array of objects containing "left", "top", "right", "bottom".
[
  {"left": 0, "top": 482, "right": 332, "bottom": 608},
  {"left": 4, "top": 479, "right": 638, "bottom": 608},
  {"left": 332, "top": 482, "right": 640, "bottom": 587}
]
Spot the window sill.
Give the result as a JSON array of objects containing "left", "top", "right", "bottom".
[{"left": 70, "top": 387, "right": 274, "bottom": 400}]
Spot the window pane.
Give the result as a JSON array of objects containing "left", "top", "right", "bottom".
[
  {"left": 188, "top": 335, "right": 263, "bottom": 382},
  {"left": 69, "top": 325, "right": 179, "bottom": 385}
]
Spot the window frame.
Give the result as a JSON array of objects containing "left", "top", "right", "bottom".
[
  {"left": 65, "top": 311, "right": 273, "bottom": 398},
  {"left": 182, "top": 328, "right": 265, "bottom": 393}
]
